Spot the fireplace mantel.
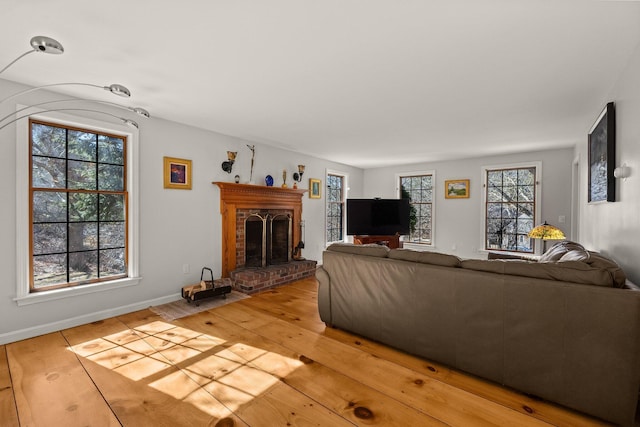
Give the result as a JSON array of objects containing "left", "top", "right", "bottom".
[{"left": 213, "top": 182, "right": 307, "bottom": 277}]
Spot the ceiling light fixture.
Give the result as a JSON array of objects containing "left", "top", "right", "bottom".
[
  {"left": 0, "top": 35, "right": 64, "bottom": 75},
  {"left": 0, "top": 108, "right": 139, "bottom": 131}
]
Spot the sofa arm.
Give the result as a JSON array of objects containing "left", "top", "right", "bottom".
[{"left": 316, "top": 266, "right": 332, "bottom": 325}]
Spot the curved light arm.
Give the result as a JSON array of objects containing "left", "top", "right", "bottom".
[
  {"left": 0, "top": 51, "right": 35, "bottom": 75},
  {"left": 0, "top": 82, "right": 131, "bottom": 104},
  {"left": 0, "top": 108, "right": 138, "bottom": 131},
  {"left": 0, "top": 99, "right": 150, "bottom": 125}
]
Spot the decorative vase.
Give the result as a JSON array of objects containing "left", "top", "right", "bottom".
[
  {"left": 234, "top": 175, "right": 240, "bottom": 183},
  {"left": 281, "top": 169, "right": 287, "bottom": 188},
  {"left": 265, "top": 175, "right": 274, "bottom": 186}
]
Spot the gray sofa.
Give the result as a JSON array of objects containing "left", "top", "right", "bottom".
[{"left": 316, "top": 241, "right": 640, "bottom": 426}]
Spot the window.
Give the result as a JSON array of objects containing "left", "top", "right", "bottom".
[
  {"left": 484, "top": 164, "right": 540, "bottom": 253},
  {"left": 29, "top": 119, "right": 128, "bottom": 292},
  {"left": 399, "top": 172, "right": 434, "bottom": 245},
  {"left": 326, "top": 173, "right": 345, "bottom": 243}
]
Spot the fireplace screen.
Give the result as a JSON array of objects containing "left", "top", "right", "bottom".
[{"left": 244, "top": 212, "right": 291, "bottom": 268}]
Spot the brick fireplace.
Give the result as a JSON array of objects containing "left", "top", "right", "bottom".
[{"left": 214, "top": 182, "right": 317, "bottom": 294}]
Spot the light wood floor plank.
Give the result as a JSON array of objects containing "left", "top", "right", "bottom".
[
  {"left": 6, "top": 332, "right": 121, "bottom": 426},
  {"left": 0, "top": 345, "right": 19, "bottom": 427}
]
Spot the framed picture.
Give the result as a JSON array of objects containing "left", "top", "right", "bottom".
[
  {"left": 309, "top": 178, "right": 321, "bottom": 199},
  {"left": 445, "top": 179, "right": 470, "bottom": 199},
  {"left": 588, "top": 102, "right": 616, "bottom": 203},
  {"left": 163, "top": 156, "right": 192, "bottom": 190}
]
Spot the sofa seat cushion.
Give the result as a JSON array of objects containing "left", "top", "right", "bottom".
[
  {"left": 461, "top": 259, "right": 614, "bottom": 287},
  {"left": 327, "top": 242, "right": 390, "bottom": 257},
  {"left": 389, "top": 248, "right": 462, "bottom": 267}
]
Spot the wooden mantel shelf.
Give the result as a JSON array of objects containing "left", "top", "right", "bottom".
[
  {"left": 213, "top": 182, "right": 307, "bottom": 277},
  {"left": 214, "top": 182, "right": 307, "bottom": 205}
]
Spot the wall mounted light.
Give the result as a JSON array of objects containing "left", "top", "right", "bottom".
[
  {"left": 293, "top": 164, "right": 305, "bottom": 182},
  {"left": 614, "top": 163, "right": 631, "bottom": 180},
  {"left": 221, "top": 151, "right": 237, "bottom": 174}
]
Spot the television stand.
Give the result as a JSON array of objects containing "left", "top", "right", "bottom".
[{"left": 353, "top": 234, "right": 402, "bottom": 249}]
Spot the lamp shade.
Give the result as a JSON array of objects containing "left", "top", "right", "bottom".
[{"left": 527, "top": 221, "right": 566, "bottom": 240}]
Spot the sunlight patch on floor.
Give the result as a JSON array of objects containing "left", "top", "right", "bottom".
[{"left": 67, "top": 319, "right": 304, "bottom": 416}]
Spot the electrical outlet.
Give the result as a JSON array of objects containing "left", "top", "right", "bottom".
[
  {"left": 558, "top": 215, "right": 566, "bottom": 223},
  {"left": 182, "top": 264, "right": 190, "bottom": 274}
]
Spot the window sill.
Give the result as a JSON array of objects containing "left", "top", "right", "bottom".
[{"left": 14, "top": 276, "right": 142, "bottom": 306}]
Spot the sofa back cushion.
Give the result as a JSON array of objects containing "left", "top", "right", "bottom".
[
  {"left": 327, "top": 243, "right": 390, "bottom": 258},
  {"left": 389, "top": 249, "right": 462, "bottom": 267},
  {"left": 461, "top": 259, "right": 615, "bottom": 287}
]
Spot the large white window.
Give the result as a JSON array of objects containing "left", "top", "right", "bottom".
[
  {"left": 398, "top": 171, "right": 434, "bottom": 245},
  {"left": 16, "top": 111, "right": 140, "bottom": 305},
  {"left": 483, "top": 162, "right": 541, "bottom": 254}
]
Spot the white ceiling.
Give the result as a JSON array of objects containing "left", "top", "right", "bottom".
[{"left": 2, "top": 1, "right": 639, "bottom": 168}]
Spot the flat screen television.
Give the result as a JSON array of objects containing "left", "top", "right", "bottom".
[{"left": 346, "top": 198, "right": 410, "bottom": 236}]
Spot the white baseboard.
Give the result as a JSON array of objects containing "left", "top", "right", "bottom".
[{"left": 0, "top": 293, "right": 182, "bottom": 345}]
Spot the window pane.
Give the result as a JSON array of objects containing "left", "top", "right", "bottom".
[
  {"left": 98, "top": 164, "right": 124, "bottom": 191},
  {"left": 487, "top": 187, "right": 502, "bottom": 202},
  {"left": 32, "top": 123, "right": 65, "bottom": 158},
  {"left": 32, "top": 156, "right": 66, "bottom": 188},
  {"left": 33, "top": 191, "right": 67, "bottom": 222},
  {"left": 68, "top": 130, "right": 97, "bottom": 161},
  {"left": 69, "top": 223, "right": 98, "bottom": 251},
  {"left": 69, "top": 193, "right": 98, "bottom": 222},
  {"left": 98, "top": 135, "right": 124, "bottom": 165},
  {"left": 69, "top": 250, "right": 98, "bottom": 282},
  {"left": 487, "top": 171, "right": 502, "bottom": 187},
  {"left": 100, "top": 248, "right": 126, "bottom": 276},
  {"left": 68, "top": 160, "right": 97, "bottom": 190},
  {"left": 33, "top": 253, "right": 67, "bottom": 288},
  {"left": 33, "top": 223, "right": 66, "bottom": 255},
  {"left": 99, "top": 194, "right": 125, "bottom": 221}
]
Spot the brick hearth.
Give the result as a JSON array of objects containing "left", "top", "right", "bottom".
[{"left": 231, "top": 260, "right": 317, "bottom": 294}]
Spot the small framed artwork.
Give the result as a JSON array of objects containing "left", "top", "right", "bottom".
[
  {"left": 163, "top": 156, "right": 192, "bottom": 190},
  {"left": 588, "top": 102, "right": 616, "bottom": 203},
  {"left": 309, "top": 178, "right": 321, "bottom": 199},
  {"left": 445, "top": 179, "right": 470, "bottom": 199}
]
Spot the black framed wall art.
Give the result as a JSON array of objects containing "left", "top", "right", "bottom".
[{"left": 588, "top": 102, "right": 616, "bottom": 203}]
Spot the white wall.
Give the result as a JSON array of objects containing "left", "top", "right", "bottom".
[
  {"left": 0, "top": 78, "right": 363, "bottom": 343},
  {"left": 363, "top": 148, "right": 575, "bottom": 259},
  {"left": 577, "top": 42, "right": 640, "bottom": 284}
]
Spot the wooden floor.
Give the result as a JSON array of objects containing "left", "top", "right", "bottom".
[{"left": 0, "top": 278, "right": 614, "bottom": 426}]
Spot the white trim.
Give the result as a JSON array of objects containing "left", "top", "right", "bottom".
[
  {"left": 481, "top": 161, "right": 543, "bottom": 255},
  {"left": 1, "top": 291, "right": 179, "bottom": 345},
  {"left": 325, "top": 169, "right": 349, "bottom": 245},
  {"left": 15, "top": 107, "right": 140, "bottom": 303},
  {"left": 396, "top": 170, "right": 436, "bottom": 247}
]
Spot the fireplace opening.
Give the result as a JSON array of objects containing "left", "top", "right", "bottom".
[
  {"left": 269, "top": 214, "right": 291, "bottom": 265},
  {"left": 245, "top": 214, "right": 266, "bottom": 267},
  {"left": 244, "top": 212, "right": 291, "bottom": 268}
]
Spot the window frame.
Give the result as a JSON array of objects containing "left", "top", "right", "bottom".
[
  {"left": 481, "top": 161, "right": 542, "bottom": 255},
  {"left": 396, "top": 170, "right": 436, "bottom": 247},
  {"left": 325, "top": 169, "right": 348, "bottom": 245},
  {"left": 15, "top": 108, "right": 141, "bottom": 306}
]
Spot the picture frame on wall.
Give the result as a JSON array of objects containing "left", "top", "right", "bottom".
[
  {"left": 164, "top": 156, "right": 192, "bottom": 190},
  {"left": 444, "top": 179, "right": 470, "bottom": 199},
  {"left": 588, "top": 102, "right": 616, "bottom": 203},
  {"left": 309, "top": 178, "right": 321, "bottom": 199}
]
